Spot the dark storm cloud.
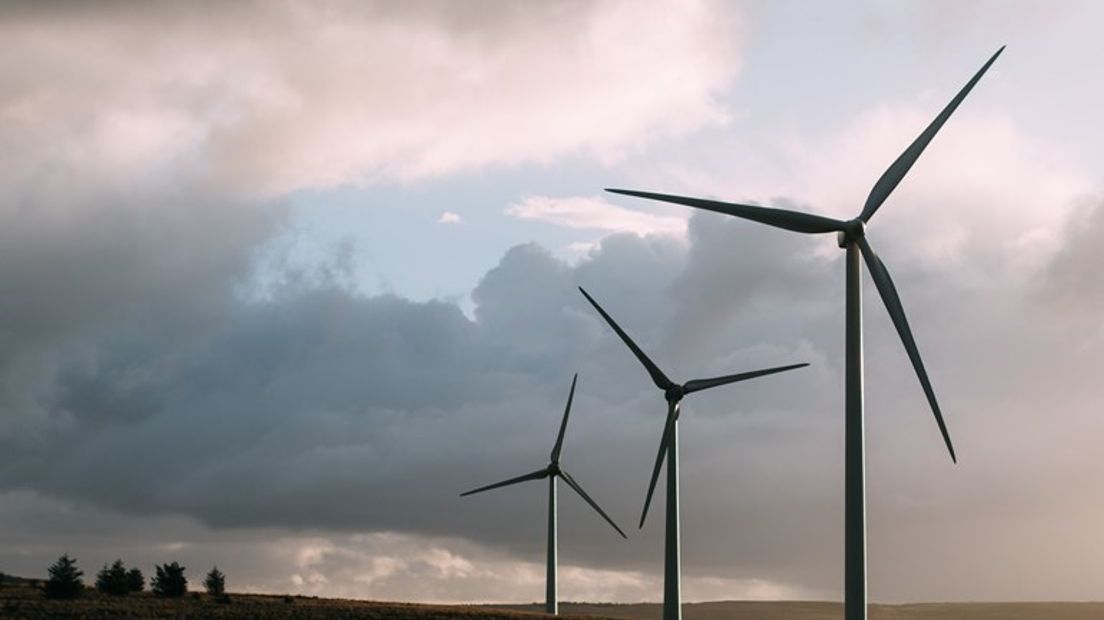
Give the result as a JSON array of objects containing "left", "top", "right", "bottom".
[
  {"left": 0, "top": 206, "right": 841, "bottom": 589},
  {"left": 0, "top": 185, "right": 281, "bottom": 438}
]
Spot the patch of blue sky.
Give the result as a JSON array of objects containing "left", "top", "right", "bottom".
[{"left": 251, "top": 158, "right": 652, "bottom": 315}]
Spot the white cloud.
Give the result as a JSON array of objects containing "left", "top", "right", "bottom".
[
  {"left": 0, "top": 490, "right": 813, "bottom": 603},
  {"left": 505, "top": 195, "right": 688, "bottom": 237},
  {"left": 271, "top": 529, "right": 808, "bottom": 600},
  {"left": 249, "top": 534, "right": 811, "bottom": 603},
  {"left": 438, "top": 212, "right": 463, "bottom": 225},
  {"left": 0, "top": 1, "right": 745, "bottom": 199}
]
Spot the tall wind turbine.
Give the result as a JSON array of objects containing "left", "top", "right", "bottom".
[
  {"left": 605, "top": 47, "right": 1004, "bottom": 620},
  {"left": 579, "top": 287, "right": 807, "bottom": 620},
  {"left": 460, "top": 374, "right": 625, "bottom": 615}
]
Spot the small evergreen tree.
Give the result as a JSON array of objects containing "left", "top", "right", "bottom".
[
  {"left": 44, "top": 554, "right": 84, "bottom": 599},
  {"left": 203, "top": 566, "right": 225, "bottom": 596},
  {"left": 95, "top": 559, "right": 129, "bottom": 596},
  {"left": 126, "top": 567, "right": 145, "bottom": 593},
  {"left": 151, "top": 562, "right": 187, "bottom": 598}
]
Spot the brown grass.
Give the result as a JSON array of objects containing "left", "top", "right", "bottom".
[
  {"left": 4, "top": 583, "right": 1103, "bottom": 620},
  {"left": 0, "top": 582, "right": 613, "bottom": 620},
  {"left": 499, "top": 600, "right": 1104, "bottom": 620}
]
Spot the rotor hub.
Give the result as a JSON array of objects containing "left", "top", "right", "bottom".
[
  {"left": 662, "top": 383, "right": 680, "bottom": 408},
  {"left": 665, "top": 385, "right": 685, "bottom": 404},
  {"left": 837, "top": 219, "right": 866, "bottom": 248}
]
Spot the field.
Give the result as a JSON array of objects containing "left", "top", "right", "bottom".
[
  {"left": 503, "top": 601, "right": 1104, "bottom": 620},
  {"left": 0, "top": 582, "right": 610, "bottom": 620},
  {"left": 3, "top": 582, "right": 1104, "bottom": 620}
]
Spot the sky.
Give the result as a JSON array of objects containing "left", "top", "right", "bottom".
[{"left": 1, "top": 0, "right": 1103, "bottom": 605}]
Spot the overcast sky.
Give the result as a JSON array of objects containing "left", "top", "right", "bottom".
[{"left": 1, "top": 0, "right": 1103, "bottom": 605}]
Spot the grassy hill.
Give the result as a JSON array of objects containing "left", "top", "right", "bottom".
[
  {"left": 4, "top": 582, "right": 1104, "bottom": 620},
  {"left": 502, "top": 601, "right": 1104, "bottom": 620},
  {"left": 0, "top": 582, "right": 611, "bottom": 620}
]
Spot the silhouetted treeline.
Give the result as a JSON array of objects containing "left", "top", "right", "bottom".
[{"left": 40, "top": 554, "right": 227, "bottom": 601}]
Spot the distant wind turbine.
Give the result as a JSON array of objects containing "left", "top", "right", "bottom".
[
  {"left": 605, "top": 46, "right": 1005, "bottom": 620},
  {"left": 579, "top": 286, "right": 807, "bottom": 620},
  {"left": 460, "top": 373, "right": 625, "bottom": 616}
]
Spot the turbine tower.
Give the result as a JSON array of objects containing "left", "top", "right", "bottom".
[
  {"left": 579, "top": 287, "right": 807, "bottom": 620},
  {"left": 605, "top": 47, "right": 1004, "bottom": 620},
  {"left": 460, "top": 373, "right": 625, "bottom": 615}
]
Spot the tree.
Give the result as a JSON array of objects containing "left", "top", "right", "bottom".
[
  {"left": 95, "top": 559, "right": 129, "bottom": 596},
  {"left": 204, "top": 566, "right": 225, "bottom": 596},
  {"left": 126, "top": 567, "right": 145, "bottom": 593},
  {"left": 44, "top": 554, "right": 84, "bottom": 599},
  {"left": 151, "top": 562, "right": 187, "bottom": 598}
]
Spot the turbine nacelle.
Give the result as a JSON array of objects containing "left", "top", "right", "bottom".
[
  {"left": 664, "top": 385, "right": 685, "bottom": 404},
  {"left": 837, "top": 219, "right": 867, "bottom": 248}
]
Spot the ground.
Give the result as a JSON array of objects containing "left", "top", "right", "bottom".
[{"left": 3, "top": 582, "right": 1104, "bottom": 620}]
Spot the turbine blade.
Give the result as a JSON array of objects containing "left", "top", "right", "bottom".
[
  {"left": 559, "top": 469, "right": 627, "bottom": 539},
  {"left": 550, "top": 374, "right": 578, "bottom": 462},
  {"left": 606, "top": 189, "right": 848, "bottom": 234},
  {"left": 683, "top": 363, "right": 810, "bottom": 394},
  {"left": 459, "top": 467, "right": 549, "bottom": 497},
  {"left": 640, "top": 401, "right": 677, "bottom": 528},
  {"left": 857, "top": 237, "right": 956, "bottom": 462},
  {"left": 579, "top": 287, "right": 675, "bottom": 390},
  {"left": 860, "top": 46, "right": 1005, "bottom": 222}
]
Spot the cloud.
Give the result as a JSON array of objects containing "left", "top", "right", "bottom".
[
  {"left": 438, "top": 212, "right": 463, "bottom": 225},
  {"left": 0, "top": 224, "right": 832, "bottom": 591},
  {"left": 505, "top": 195, "right": 688, "bottom": 238},
  {"left": 1037, "top": 197, "right": 1104, "bottom": 315},
  {"left": 0, "top": 1, "right": 745, "bottom": 198},
  {"left": 0, "top": 490, "right": 812, "bottom": 602},
  {"left": 0, "top": 185, "right": 281, "bottom": 439}
]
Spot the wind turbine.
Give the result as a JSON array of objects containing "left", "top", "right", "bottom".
[
  {"left": 579, "top": 286, "right": 807, "bottom": 620},
  {"left": 460, "top": 373, "right": 625, "bottom": 615},
  {"left": 605, "top": 47, "right": 1004, "bottom": 620}
]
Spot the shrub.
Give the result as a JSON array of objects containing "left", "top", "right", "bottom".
[
  {"left": 126, "top": 568, "right": 145, "bottom": 593},
  {"left": 204, "top": 566, "right": 225, "bottom": 596},
  {"left": 95, "top": 559, "right": 129, "bottom": 596},
  {"left": 151, "top": 562, "right": 187, "bottom": 598},
  {"left": 44, "top": 554, "right": 83, "bottom": 599}
]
